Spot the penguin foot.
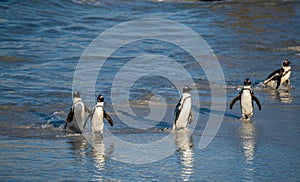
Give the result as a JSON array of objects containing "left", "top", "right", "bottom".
[{"left": 239, "top": 115, "right": 251, "bottom": 121}]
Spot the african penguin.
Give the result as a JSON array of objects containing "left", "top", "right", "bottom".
[
  {"left": 230, "top": 79, "right": 262, "bottom": 120},
  {"left": 84, "top": 95, "right": 113, "bottom": 133},
  {"left": 65, "top": 91, "right": 90, "bottom": 133},
  {"left": 264, "top": 59, "right": 292, "bottom": 89},
  {"left": 173, "top": 86, "right": 193, "bottom": 130}
]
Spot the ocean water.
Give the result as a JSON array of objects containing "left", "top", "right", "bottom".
[{"left": 0, "top": 0, "right": 299, "bottom": 181}]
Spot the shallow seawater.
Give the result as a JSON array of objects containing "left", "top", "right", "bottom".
[{"left": 0, "top": 0, "right": 300, "bottom": 181}]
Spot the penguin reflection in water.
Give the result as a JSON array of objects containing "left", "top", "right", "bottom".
[
  {"left": 264, "top": 59, "right": 292, "bottom": 89},
  {"left": 83, "top": 95, "right": 113, "bottom": 134},
  {"left": 173, "top": 86, "right": 193, "bottom": 130},
  {"left": 230, "top": 79, "right": 262, "bottom": 120},
  {"left": 64, "top": 91, "right": 91, "bottom": 133}
]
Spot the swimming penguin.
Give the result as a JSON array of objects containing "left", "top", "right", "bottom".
[
  {"left": 230, "top": 79, "right": 262, "bottom": 120},
  {"left": 84, "top": 95, "right": 113, "bottom": 133},
  {"left": 263, "top": 59, "right": 292, "bottom": 89},
  {"left": 173, "top": 86, "right": 193, "bottom": 130},
  {"left": 64, "top": 91, "right": 90, "bottom": 133}
]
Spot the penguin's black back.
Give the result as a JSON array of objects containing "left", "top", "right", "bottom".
[{"left": 267, "top": 68, "right": 283, "bottom": 80}]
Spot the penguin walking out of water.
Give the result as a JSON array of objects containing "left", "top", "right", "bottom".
[
  {"left": 230, "top": 79, "right": 262, "bottom": 120},
  {"left": 264, "top": 59, "right": 292, "bottom": 89},
  {"left": 173, "top": 86, "right": 193, "bottom": 130},
  {"left": 65, "top": 91, "right": 90, "bottom": 133},
  {"left": 84, "top": 95, "right": 113, "bottom": 133}
]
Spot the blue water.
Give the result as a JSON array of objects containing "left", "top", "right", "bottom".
[{"left": 1, "top": 0, "right": 300, "bottom": 181}]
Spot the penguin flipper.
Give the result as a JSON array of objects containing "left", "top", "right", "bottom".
[
  {"left": 275, "top": 76, "right": 281, "bottom": 89},
  {"left": 64, "top": 107, "right": 74, "bottom": 129},
  {"left": 174, "top": 98, "right": 182, "bottom": 125},
  {"left": 273, "top": 68, "right": 284, "bottom": 89},
  {"left": 264, "top": 68, "right": 281, "bottom": 84},
  {"left": 104, "top": 110, "right": 113, "bottom": 127},
  {"left": 230, "top": 94, "right": 241, "bottom": 109},
  {"left": 83, "top": 112, "right": 92, "bottom": 129},
  {"left": 252, "top": 94, "right": 262, "bottom": 110},
  {"left": 188, "top": 111, "right": 193, "bottom": 124},
  {"left": 83, "top": 106, "right": 95, "bottom": 129}
]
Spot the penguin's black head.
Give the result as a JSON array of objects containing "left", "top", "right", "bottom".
[
  {"left": 282, "top": 59, "right": 290, "bottom": 67},
  {"left": 182, "top": 86, "right": 191, "bottom": 93},
  {"left": 73, "top": 91, "right": 80, "bottom": 98},
  {"left": 97, "top": 95, "right": 104, "bottom": 102},
  {"left": 243, "top": 78, "right": 251, "bottom": 86}
]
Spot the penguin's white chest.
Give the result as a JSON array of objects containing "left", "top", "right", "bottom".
[
  {"left": 92, "top": 107, "right": 104, "bottom": 133},
  {"left": 175, "top": 95, "right": 192, "bottom": 129},
  {"left": 281, "top": 71, "right": 291, "bottom": 84},
  {"left": 241, "top": 90, "right": 253, "bottom": 115}
]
